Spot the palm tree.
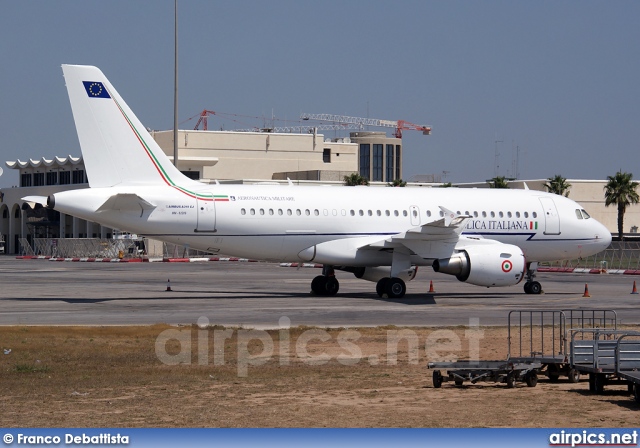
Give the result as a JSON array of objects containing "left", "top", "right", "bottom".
[
  {"left": 604, "top": 171, "right": 639, "bottom": 241},
  {"left": 488, "top": 176, "right": 509, "bottom": 189},
  {"left": 343, "top": 173, "right": 369, "bottom": 186},
  {"left": 387, "top": 179, "right": 407, "bottom": 187},
  {"left": 544, "top": 175, "right": 571, "bottom": 197}
]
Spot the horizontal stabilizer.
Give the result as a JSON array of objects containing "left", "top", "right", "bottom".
[
  {"left": 96, "top": 193, "right": 156, "bottom": 213},
  {"left": 21, "top": 195, "right": 49, "bottom": 207}
]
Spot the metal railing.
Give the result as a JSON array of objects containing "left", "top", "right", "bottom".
[{"left": 542, "top": 241, "right": 640, "bottom": 270}]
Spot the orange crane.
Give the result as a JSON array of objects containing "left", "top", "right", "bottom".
[
  {"left": 192, "top": 109, "right": 216, "bottom": 130},
  {"left": 300, "top": 113, "right": 431, "bottom": 138}
]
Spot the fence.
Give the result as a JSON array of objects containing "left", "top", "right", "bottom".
[
  {"left": 19, "top": 238, "right": 140, "bottom": 259},
  {"left": 15, "top": 238, "right": 639, "bottom": 267},
  {"left": 542, "top": 241, "right": 640, "bottom": 270},
  {"left": 17, "top": 237, "right": 217, "bottom": 259}
]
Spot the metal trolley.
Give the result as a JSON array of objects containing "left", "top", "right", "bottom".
[
  {"left": 615, "top": 333, "right": 640, "bottom": 404},
  {"left": 570, "top": 329, "right": 640, "bottom": 397},
  {"left": 430, "top": 360, "right": 542, "bottom": 388},
  {"left": 428, "top": 309, "right": 617, "bottom": 389},
  {"left": 508, "top": 309, "right": 617, "bottom": 383}
]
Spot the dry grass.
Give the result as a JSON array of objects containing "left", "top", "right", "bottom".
[{"left": 0, "top": 325, "right": 637, "bottom": 427}]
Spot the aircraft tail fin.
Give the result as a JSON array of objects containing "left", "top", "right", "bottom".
[{"left": 61, "top": 65, "right": 196, "bottom": 189}]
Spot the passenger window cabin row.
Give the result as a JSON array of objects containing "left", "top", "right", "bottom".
[{"left": 239, "top": 208, "right": 543, "bottom": 219}]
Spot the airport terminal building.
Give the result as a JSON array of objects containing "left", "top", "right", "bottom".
[{"left": 1, "top": 129, "right": 637, "bottom": 254}]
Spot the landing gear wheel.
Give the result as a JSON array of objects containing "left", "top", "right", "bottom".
[
  {"left": 310, "top": 275, "right": 339, "bottom": 296},
  {"left": 385, "top": 277, "right": 406, "bottom": 299},
  {"left": 311, "top": 275, "right": 326, "bottom": 295},
  {"left": 568, "top": 368, "right": 581, "bottom": 383},
  {"left": 324, "top": 277, "right": 339, "bottom": 296},
  {"left": 376, "top": 278, "right": 390, "bottom": 297},
  {"left": 525, "top": 371, "right": 538, "bottom": 387},
  {"left": 506, "top": 373, "right": 516, "bottom": 388},
  {"left": 432, "top": 370, "right": 443, "bottom": 388},
  {"left": 524, "top": 281, "right": 542, "bottom": 294},
  {"left": 529, "top": 281, "right": 542, "bottom": 294}
]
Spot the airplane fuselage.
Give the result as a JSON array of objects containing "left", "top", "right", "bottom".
[{"left": 51, "top": 183, "right": 610, "bottom": 266}]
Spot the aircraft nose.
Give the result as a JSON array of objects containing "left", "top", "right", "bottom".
[{"left": 594, "top": 221, "right": 612, "bottom": 250}]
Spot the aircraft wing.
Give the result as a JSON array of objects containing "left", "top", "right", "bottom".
[
  {"left": 361, "top": 207, "right": 473, "bottom": 259},
  {"left": 95, "top": 193, "right": 156, "bottom": 214}
]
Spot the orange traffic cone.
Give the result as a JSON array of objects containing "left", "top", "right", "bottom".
[
  {"left": 582, "top": 283, "right": 590, "bottom": 298},
  {"left": 166, "top": 279, "right": 173, "bottom": 292},
  {"left": 632, "top": 281, "right": 638, "bottom": 295},
  {"left": 428, "top": 280, "right": 435, "bottom": 293}
]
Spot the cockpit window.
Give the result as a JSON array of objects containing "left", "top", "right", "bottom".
[
  {"left": 581, "top": 209, "right": 591, "bottom": 219},
  {"left": 575, "top": 209, "right": 583, "bottom": 219}
]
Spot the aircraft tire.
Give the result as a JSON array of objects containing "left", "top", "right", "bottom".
[
  {"left": 376, "top": 278, "right": 390, "bottom": 297},
  {"left": 311, "top": 275, "right": 326, "bottom": 295},
  {"left": 529, "top": 281, "right": 542, "bottom": 294},
  {"left": 385, "top": 277, "right": 406, "bottom": 299},
  {"left": 524, "top": 282, "right": 531, "bottom": 294},
  {"left": 324, "top": 277, "right": 339, "bottom": 296}
]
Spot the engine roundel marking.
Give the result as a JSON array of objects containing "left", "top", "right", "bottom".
[{"left": 502, "top": 260, "right": 513, "bottom": 273}]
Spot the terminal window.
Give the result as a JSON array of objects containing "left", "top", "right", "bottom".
[
  {"left": 72, "top": 170, "right": 85, "bottom": 184},
  {"left": 386, "top": 144, "right": 394, "bottom": 181},
  {"left": 181, "top": 171, "right": 200, "bottom": 180},
  {"left": 46, "top": 171, "right": 58, "bottom": 185},
  {"left": 20, "top": 173, "right": 32, "bottom": 187},
  {"left": 33, "top": 172, "right": 45, "bottom": 187},
  {"left": 359, "top": 144, "right": 370, "bottom": 179},
  {"left": 59, "top": 171, "right": 71, "bottom": 185},
  {"left": 373, "top": 144, "right": 383, "bottom": 182},
  {"left": 323, "top": 148, "right": 331, "bottom": 163}
]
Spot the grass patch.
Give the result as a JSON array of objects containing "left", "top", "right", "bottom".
[{"left": 15, "top": 363, "right": 51, "bottom": 373}]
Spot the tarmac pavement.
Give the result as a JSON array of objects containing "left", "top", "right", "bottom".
[{"left": 1, "top": 256, "right": 639, "bottom": 327}]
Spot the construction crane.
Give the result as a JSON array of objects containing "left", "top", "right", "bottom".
[
  {"left": 192, "top": 110, "right": 217, "bottom": 130},
  {"left": 300, "top": 113, "right": 431, "bottom": 138}
]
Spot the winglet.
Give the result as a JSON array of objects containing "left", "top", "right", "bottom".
[{"left": 439, "top": 206, "right": 471, "bottom": 227}]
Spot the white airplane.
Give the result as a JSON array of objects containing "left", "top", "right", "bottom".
[{"left": 25, "top": 65, "right": 611, "bottom": 298}]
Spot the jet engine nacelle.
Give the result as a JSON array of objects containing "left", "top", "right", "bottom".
[
  {"left": 432, "top": 244, "right": 525, "bottom": 287},
  {"left": 339, "top": 266, "right": 418, "bottom": 283}
]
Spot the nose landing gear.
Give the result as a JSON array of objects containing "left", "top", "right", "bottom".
[{"left": 523, "top": 262, "right": 542, "bottom": 295}]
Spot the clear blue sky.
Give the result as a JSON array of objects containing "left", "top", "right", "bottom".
[{"left": 1, "top": 1, "right": 639, "bottom": 187}]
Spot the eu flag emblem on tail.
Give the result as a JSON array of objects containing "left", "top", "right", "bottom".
[{"left": 82, "top": 81, "right": 111, "bottom": 98}]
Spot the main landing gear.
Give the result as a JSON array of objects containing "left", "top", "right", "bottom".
[
  {"left": 309, "top": 266, "right": 408, "bottom": 299},
  {"left": 310, "top": 266, "right": 340, "bottom": 296},
  {"left": 375, "top": 277, "right": 407, "bottom": 299},
  {"left": 523, "top": 262, "right": 542, "bottom": 295}
]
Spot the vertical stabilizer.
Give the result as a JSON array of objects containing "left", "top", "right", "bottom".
[{"left": 62, "top": 65, "right": 194, "bottom": 188}]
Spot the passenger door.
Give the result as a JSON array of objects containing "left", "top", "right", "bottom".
[
  {"left": 539, "top": 197, "right": 560, "bottom": 235},
  {"left": 196, "top": 197, "right": 216, "bottom": 232}
]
